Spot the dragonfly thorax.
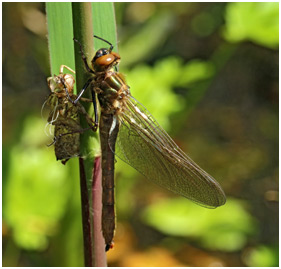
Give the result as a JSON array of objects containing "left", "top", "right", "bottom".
[{"left": 97, "top": 72, "right": 130, "bottom": 115}]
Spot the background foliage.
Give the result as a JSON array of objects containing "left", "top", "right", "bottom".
[{"left": 2, "top": 2, "right": 278, "bottom": 267}]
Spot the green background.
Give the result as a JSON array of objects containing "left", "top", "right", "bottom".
[{"left": 2, "top": 2, "right": 279, "bottom": 267}]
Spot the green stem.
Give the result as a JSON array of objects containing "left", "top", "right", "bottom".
[{"left": 72, "top": 3, "right": 105, "bottom": 267}]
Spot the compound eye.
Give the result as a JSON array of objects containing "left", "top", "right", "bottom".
[
  {"left": 95, "top": 54, "right": 115, "bottom": 66},
  {"left": 93, "top": 48, "right": 109, "bottom": 61}
]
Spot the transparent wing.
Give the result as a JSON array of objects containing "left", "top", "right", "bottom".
[{"left": 112, "top": 95, "right": 226, "bottom": 208}]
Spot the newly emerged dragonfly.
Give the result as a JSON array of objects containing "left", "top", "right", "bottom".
[
  {"left": 72, "top": 36, "right": 226, "bottom": 250},
  {"left": 45, "top": 65, "right": 96, "bottom": 163}
]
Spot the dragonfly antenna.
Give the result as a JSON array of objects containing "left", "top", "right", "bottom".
[{"left": 94, "top": 35, "right": 114, "bottom": 52}]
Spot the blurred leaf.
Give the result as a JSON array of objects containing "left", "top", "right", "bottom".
[
  {"left": 191, "top": 11, "right": 217, "bottom": 37},
  {"left": 243, "top": 245, "right": 279, "bottom": 267},
  {"left": 3, "top": 116, "right": 76, "bottom": 250},
  {"left": 125, "top": 57, "right": 183, "bottom": 130},
  {"left": 141, "top": 197, "right": 257, "bottom": 251},
  {"left": 125, "top": 57, "right": 213, "bottom": 130},
  {"left": 223, "top": 2, "right": 279, "bottom": 49},
  {"left": 120, "top": 247, "right": 185, "bottom": 267},
  {"left": 177, "top": 59, "right": 215, "bottom": 85},
  {"left": 120, "top": 12, "right": 175, "bottom": 67}
]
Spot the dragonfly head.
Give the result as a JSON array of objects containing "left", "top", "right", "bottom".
[
  {"left": 92, "top": 48, "right": 120, "bottom": 71},
  {"left": 92, "top": 35, "right": 120, "bottom": 71},
  {"left": 93, "top": 48, "right": 110, "bottom": 61}
]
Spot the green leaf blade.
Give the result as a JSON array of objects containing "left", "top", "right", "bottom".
[
  {"left": 92, "top": 3, "right": 118, "bottom": 51},
  {"left": 46, "top": 3, "right": 75, "bottom": 76}
]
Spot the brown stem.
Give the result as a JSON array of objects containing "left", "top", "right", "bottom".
[
  {"left": 79, "top": 157, "right": 93, "bottom": 266},
  {"left": 92, "top": 156, "right": 107, "bottom": 266}
]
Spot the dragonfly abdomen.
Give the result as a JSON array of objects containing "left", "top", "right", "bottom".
[{"left": 99, "top": 112, "right": 119, "bottom": 250}]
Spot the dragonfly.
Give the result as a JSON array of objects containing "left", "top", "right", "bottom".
[
  {"left": 71, "top": 35, "right": 226, "bottom": 251},
  {"left": 45, "top": 65, "right": 96, "bottom": 164}
]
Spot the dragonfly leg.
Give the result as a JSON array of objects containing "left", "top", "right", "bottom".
[
  {"left": 47, "top": 137, "right": 57, "bottom": 147},
  {"left": 69, "top": 77, "right": 94, "bottom": 104},
  {"left": 73, "top": 38, "right": 95, "bottom": 74},
  {"left": 91, "top": 89, "right": 99, "bottom": 127},
  {"left": 61, "top": 77, "right": 74, "bottom": 103},
  {"left": 76, "top": 102, "right": 98, "bottom": 131},
  {"left": 59, "top": 64, "right": 75, "bottom": 75},
  {"left": 80, "top": 97, "right": 92, "bottom": 103},
  {"left": 61, "top": 77, "right": 98, "bottom": 130}
]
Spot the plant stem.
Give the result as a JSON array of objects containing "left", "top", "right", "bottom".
[
  {"left": 72, "top": 3, "right": 105, "bottom": 267},
  {"left": 92, "top": 156, "right": 107, "bottom": 266},
  {"left": 78, "top": 157, "right": 93, "bottom": 266}
]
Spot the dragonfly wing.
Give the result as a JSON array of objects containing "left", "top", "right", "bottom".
[{"left": 112, "top": 95, "right": 226, "bottom": 208}]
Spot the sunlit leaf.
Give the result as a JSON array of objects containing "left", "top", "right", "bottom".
[
  {"left": 223, "top": 2, "right": 279, "bottom": 49},
  {"left": 243, "top": 245, "right": 279, "bottom": 267},
  {"left": 3, "top": 117, "right": 76, "bottom": 250},
  {"left": 141, "top": 197, "right": 257, "bottom": 251}
]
